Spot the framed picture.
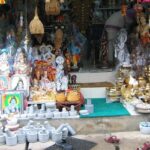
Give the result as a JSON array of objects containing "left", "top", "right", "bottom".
[
  {"left": 0, "top": 91, "right": 24, "bottom": 114},
  {"left": 0, "top": 76, "right": 10, "bottom": 90},
  {"left": 11, "top": 75, "right": 30, "bottom": 96}
]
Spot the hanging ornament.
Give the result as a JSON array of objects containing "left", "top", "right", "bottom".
[
  {"left": 19, "top": 12, "right": 24, "bottom": 27},
  {"left": 0, "top": 0, "right": 5, "bottom": 4},
  {"left": 54, "top": 28, "right": 63, "bottom": 50},
  {"left": 121, "top": 0, "right": 127, "bottom": 16},
  {"left": 45, "top": 0, "right": 60, "bottom": 16},
  {"left": 59, "top": 0, "right": 64, "bottom": 3},
  {"left": 134, "top": 3, "right": 143, "bottom": 14},
  {"left": 29, "top": 7, "right": 44, "bottom": 43}
]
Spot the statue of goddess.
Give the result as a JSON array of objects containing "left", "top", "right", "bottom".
[
  {"left": 14, "top": 48, "right": 31, "bottom": 75},
  {"left": 0, "top": 52, "right": 10, "bottom": 75},
  {"left": 114, "top": 29, "right": 130, "bottom": 67}
]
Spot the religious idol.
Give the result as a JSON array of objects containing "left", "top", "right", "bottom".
[
  {"left": 0, "top": 52, "right": 10, "bottom": 75},
  {"left": 13, "top": 48, "right": 31, "bottom": 75}
]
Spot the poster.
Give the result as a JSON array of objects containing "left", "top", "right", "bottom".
[
  {"left": 0, "top": 91, "right": 23, "bottom": 114},
  {"left": 0, "top": 76, "right": 10, "bottom": 90}
]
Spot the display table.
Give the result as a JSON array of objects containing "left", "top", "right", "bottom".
[{"left": 80, "top": 98, "right": 130, "bottom": 118}]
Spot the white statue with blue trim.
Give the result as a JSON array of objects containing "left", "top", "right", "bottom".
[
  {"left": 55, "top": 56, "right": 68, "bottom": 91},
  {"left": 0, "top": 50, "right": 10, "bottom": 75},
  {"left": 114, "top": 28, "right": 130, "bottom": 68},
  {"left": 13, "top": 48, "right": 31, "bottom": 75}
]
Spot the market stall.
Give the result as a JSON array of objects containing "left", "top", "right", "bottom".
[{"left": 0, "top": 0, "right": 149, "bottom": 147}]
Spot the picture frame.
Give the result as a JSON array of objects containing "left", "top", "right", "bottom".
[
  {"left": 0, "top": 75, "right": 10, "bottom": 90},
  {"left": 0, "top": 91, "right": 24, "bottom": 114},
  {"left": 11, "top": 74, "right": 30, "bottom": 96}
]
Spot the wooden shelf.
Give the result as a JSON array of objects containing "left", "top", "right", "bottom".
[
  {"left": 28, "top": 101, "right": 55, "bottom": 105},
  {"left": 97, "top": 7, "right": 120, "bottom": 10}
]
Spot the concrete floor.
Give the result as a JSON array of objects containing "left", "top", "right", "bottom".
[{"left": 1, "top": 131, "right": 150, "bottom": 150}]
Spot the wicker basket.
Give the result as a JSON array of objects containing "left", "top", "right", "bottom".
[{"left": 56, "top": 93, "right": 84, "bottom": 111}]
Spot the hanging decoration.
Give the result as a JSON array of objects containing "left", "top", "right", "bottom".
[
  {"left": 0, "top": 0, "right": 5, "bottom": 4},
  {"left": 134, "top": 3, "right": 143, "bottom": 16},
  {"left": 54, "top": 28, "right": 63, "bottom": 50},
  {"left": 45, "top": 0, "right": 60, "bottom": 16},
  {"left": 59, "top": 0, "right": 64, "bottom": 3},
  {"left": 29, "top": 7, "right": 44, "bottom": 43},
  {"left": 121, "top": 0, "right": 127, "bottom": 16}
]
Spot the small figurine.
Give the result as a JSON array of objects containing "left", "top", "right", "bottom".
[
  {"left": 65, "top": 51, "right": 71, "bottom": 71},
  {"left": 0, "top": 52, "right": 10, "bottom": 75},
  {"left": 114, "top": 29, "right": 130, "bottom": 68},
  {"left": 61, "top": 76, "right": 68, "bottom": 91},
  {"left": 68, "top": 40, "right": 81, "bottom": 69},
  {"left": 40, "top": 71, "right": 51, "bottom": 91},
  {"left": 137, "top": 14, "right": 150, "bottom": 46}
]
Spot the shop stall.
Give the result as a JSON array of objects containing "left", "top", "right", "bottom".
[{"left": 0, "top": 0, "right": 149, "bottom": 147}]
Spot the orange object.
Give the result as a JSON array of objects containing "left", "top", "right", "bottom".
[
  {"left": 141, "top": 33, "right": 150, "bottom": 46},
  {"left": 0, "top": 0, "right": 5, "bottom": 4},
  {"left": 121, "top": 0, "right": 127, "bottom": 16}
]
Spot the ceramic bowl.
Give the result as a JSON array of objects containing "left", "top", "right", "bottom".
[
  {"left": 38, "top": 130, "right": 49, "bottom": 143},
  {"left": 51, "top": 131, "right": 62, "bottom": 143},
  {"left": 139, "top": 122, "right": 150, "bottom": 134},
  {"left": 0, "top": 134, "right": 5, "bottom": 145},
  {"left": 5, "top": 134, "right": 17, "bottom": 146},
  {"left": 69, "top": 111, "right": 77, "bottom": 116},
  {"left": 26, "top": 131, "right": 38, "bottom": 143}
]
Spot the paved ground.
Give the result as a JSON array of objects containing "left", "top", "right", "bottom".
[{"left": 1, "top": 131, "right": 150, "bottom": 150}]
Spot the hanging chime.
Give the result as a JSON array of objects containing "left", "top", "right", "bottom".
[
  {"left": 29, "top": 7, "right": 44, "bottom": 43},
  {"left": 45, "top": 0, "right": 60, "bottom": 16},
  {"left": 121, "top": 0, "right": 127, "bottom": 16}
]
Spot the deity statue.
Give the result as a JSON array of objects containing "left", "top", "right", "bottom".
[
  {"left": 137, "top": 14, "right": 150, "bottom": 46},
  {"left": 55, "top": 56, "right": 68, "bottom": 91},
  {"left": 40, "top": 70, "right": 55, "bottom": 91},
  {"left": 67, "top": 40, "right": 81, "bottom": 69},
  {"left": 114, "top": 29, "right": 130, "bottom": 68},
  {"left": 14, "top": 48, "right": 31, "bottom": 75},
  {"left": 0, "top": 52, "right": 10, "bottom": 75}
]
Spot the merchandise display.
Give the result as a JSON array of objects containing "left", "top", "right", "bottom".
[
  {"left": 0, "top": 1, "right": 150, "bottom": 148},
  {"left": 0, "top": 120, "right": 76, "bottom": 146}
]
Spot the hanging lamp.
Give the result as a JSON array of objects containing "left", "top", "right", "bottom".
[
  {"left": 45, "top": 0, "right": 60, "bottom": 16},
  {"left": 29, "top": 7, "right": 44, "bottom": 43}
]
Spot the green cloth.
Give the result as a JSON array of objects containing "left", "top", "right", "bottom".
[{"left": 80, "top": 98, "right": 130, "bottom": 118}]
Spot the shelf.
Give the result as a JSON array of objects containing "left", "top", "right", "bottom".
[
  {"left": 97, "top": 7, "right": 120, "bottom": 10},
  {"left": 28, "top": 101, "right": 55, "bottom": 105}
]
